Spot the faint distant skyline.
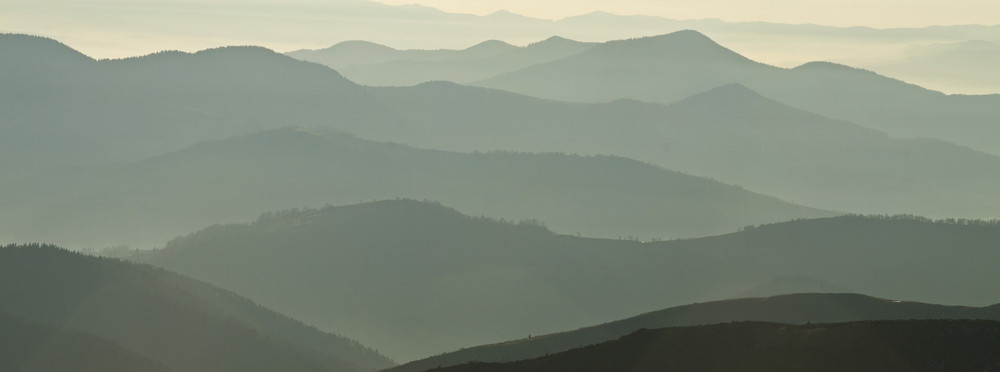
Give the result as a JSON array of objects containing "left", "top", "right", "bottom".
[
  {"left": 371, "top": 0, "right": 1000, "bottom": 28},
  {"left": 5, "top": 0, "right": 1000, "bottom": 95}
]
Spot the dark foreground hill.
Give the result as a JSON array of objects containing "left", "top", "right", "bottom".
[
  {"left": 0, "top": 127, "right": 824, "bottom": 247},
  {"left": 0, "top": 312, "right": 169, "bottom": 372},
  {"left": 437, "top": 320, "right": 1000, "bottom": 372},
  {"left": 476, "top": 30, "right": 1000, "bottom": 156},
  {"left": 0, "top": 244, "right": 393, "bottom": 372},
  {"left": 391, "top": 293, "right": 1000, "bottom": 372},
  {"left": 137, "top": 200, "right": 1000, "bottom": 361}
]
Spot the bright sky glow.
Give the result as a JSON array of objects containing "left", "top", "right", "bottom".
[{"left": 373, "top": 0, "right": 1000, "bottom": 28}]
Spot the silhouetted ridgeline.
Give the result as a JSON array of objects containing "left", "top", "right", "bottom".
[
  {"left": 0, "top": 244, "right": 393, "bottom": 372},
  {"left": 0, "top": 312, "right": 169, "bottom": 372},
  {"left": 435, "top": 320, "right": 1000, "bottom": 372},
  {"left": 390, "top": 293, "right": 1000, "bottom": 372},
  {"left": 137, "top": 200, "right": 1000, "bottom": 361}
]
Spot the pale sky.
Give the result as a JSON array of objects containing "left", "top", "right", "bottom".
[{"left": 373, "top": 0, "right": 1000, "bottom": 28}]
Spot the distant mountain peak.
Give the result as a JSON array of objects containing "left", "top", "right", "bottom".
[
  {"left": 194, "top": 45, "right": 285, "bottom": 58},
  {"left": 0, "top": 33, "right": 95, "bottom": 64},
  {"left": 466, "top": 39, "right": 516, "bottom": 52},
  {"left": 793, "top": 60, "right": 860, "bottom": 71},
  {"left": 485, "top": 9, "right": 525, "bottom": 19},
  {"left": 527, "top": 35, "right": 583, "bottom": 48},
  {"left": 596, "top": 30, "right": 750, "bottom": 62}
]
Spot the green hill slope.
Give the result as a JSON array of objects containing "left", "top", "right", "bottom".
[
  {"left": 0, "top": 244, "right": 393, "bottom": 372},
  {"left": 0, "top": 312, "right": 170, "bottom": 372}
]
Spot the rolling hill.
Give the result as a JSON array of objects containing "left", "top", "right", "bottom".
[
  {"left": 0, "top": 312, "right": 169, "bottom": 372},
  {"left": 0, "top": 244, "right": 393, "bottom": 372},
  {"left": 475, "top": 30, "right": 1000, "bottom": 156},
  {"left": 435, "top": 320, "right": 1000, "bottom": 372},
  {"left": 0, "top": 127, "right": 825, "bottom": 248},
  {"left": 390, "top": 293, "right": 1000, "bottom": 372},
  {"left": 136, "top": 200, "right": 1000, "bottom": 361}
]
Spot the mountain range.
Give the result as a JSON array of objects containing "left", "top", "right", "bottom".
[
  {"left": 134, "top": 199, "right": 1000, "bottom": 360},
  {"left": 0, "top": 127, "right": 824, "bottom": 248},
  {"left": 0, "top": 33, "right": 402, "bottom": 183},
  {"left": 391, "top": 293, "right": 1000, "bottom": 372},
  {"left": 366, "top": 81, "right": 1000, "bottom": 218},
  {"left": 287, "top": 36, "right": 595, "bottom": 86},
  {"left": 13, "top": 0, "right": 1000, "bottom": 82},
  {"left": 7, "top": 33, "right": 1000, "bottom": 229},
  {"left": 4, "top": 6, "right": 1000, "bottom": 372},
  {"left": 474, "top": 30, "right": 1000, "bottom": 156},
  {"left": 0, "top": 244, "right": 393, "bottom": 372}
]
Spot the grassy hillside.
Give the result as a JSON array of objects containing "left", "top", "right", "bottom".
[
  {"left": 137, "top": 200, "right": 1000, "bottom": 361},
  {"left": 437, "top": 320, "right": 1000, "bottom": 372},
  {"left": 391, "top": 293, "right": 1000, "bottom": 372},
  {"left": 0, "top": 244, "right": 393, "bottom": 372}
]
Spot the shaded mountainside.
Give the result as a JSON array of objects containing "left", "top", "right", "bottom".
[
  {"left": 0, "top": 244, "right": 393, "bottom": 372},
  {"left": 290, "top": 36, "right": 595, "bottom": 86},
  {"left": 475, "top": 30, "right": 1000, "bottom": 156},
  {"left": 368, "top": 81, "right": 1000, "bottom": 219},
  {"left": 391, "top": 293, "right": 1000, "bottom": 372},
  {"left": 0, "top": 312, "right": 169, "bottom": 372},
  {"left": 437, "top": 320, "right": 1000, "bottom": 372},
  {"left": 0, "top": 127, "right": 824, "bottom": 247},
  {"left": 0, "top": 33, "right": 403, "bottom": 183},
  {"left": 137, "top": 200, "right": 1000, "bottom": 361}
]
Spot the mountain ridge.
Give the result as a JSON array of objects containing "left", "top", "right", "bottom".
[{"left": 389, "top": 292, "right": 1000, "bottom": 372}]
